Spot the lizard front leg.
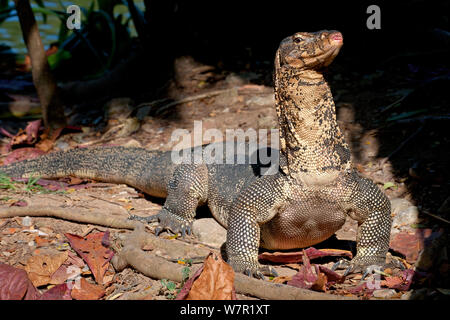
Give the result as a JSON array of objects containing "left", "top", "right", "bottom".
[
  {"left": 130, "top": 164, "right": 208, "bottom": 237},
  {"left": 334, "top": 172, "right": 397, "bottom": 276},
  {"left": 226, "top": 174, "right": 287, "bottom": 278}
]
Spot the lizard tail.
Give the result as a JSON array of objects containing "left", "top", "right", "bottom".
[{"left": 0, "top": 146, "right": 176, "bottom": 198}]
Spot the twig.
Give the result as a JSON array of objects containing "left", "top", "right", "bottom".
[
  {"left": 88, "top": 195, "right": 130, "bottom": 209},
  {"left": 394, "top": 115, "right": 450, "bottom": 124},
  {"left": 382, "top": 125, "right": 424, "bottom": 164},
  {"left": 135, "top": 88, "right": 237, "bottom": 116},
  {"left": 421, "top": 209, "right": 450, "bottom": 225}
]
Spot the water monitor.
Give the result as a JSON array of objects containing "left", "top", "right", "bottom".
[{"left": 1, "top": 30, "right": 394, "bottom": 279}]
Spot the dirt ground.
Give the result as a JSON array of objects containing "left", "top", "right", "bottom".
[{"left": 0, "top": 54, "right": 448, "bottom": 300}]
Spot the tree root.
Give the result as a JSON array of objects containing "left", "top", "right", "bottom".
[
  {"left": 0, "top": 205, "right": 137, "bottom": 229},
  {"left": 112, "top": 225, "right": 355, "bottom": 300}
]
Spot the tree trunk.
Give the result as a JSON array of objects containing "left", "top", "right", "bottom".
[{"left": 14, "top": 0, "right": 66, "bottom": 129}]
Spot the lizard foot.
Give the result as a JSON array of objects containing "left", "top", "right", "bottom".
[
  {"left": 228, "top": 259, "right": 278, "bottom": 280},
  {"left": 130, "top": 208, "right": 193, "bottom": 237},
  {"left": 155, "top": 208, "right": 193, "bottom": 237},
  {"left": 332, "top": 255, "right": 405, "bottom": 279}
]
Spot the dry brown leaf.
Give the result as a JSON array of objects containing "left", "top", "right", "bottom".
[
  {"left": 35, "top": 139, "right": 54, "bottom": 152},
  {"left": 71, "top": 278, "right": 105, "bottom": 300},
  {"left": 34, "top": 236, "right": 49, "bottom": 247},
  {"left": 271, "top": 275, "right": 292, "bottom": 284},
  {"left": 49, "top": 253, "right": 84, "bottom": 285},
  {"left": 24, "top": 251, "right": 69, "bottom": 287},
  {"left": 3, "top": 148, "right": 45, "bottom": 165},
  {"left": 65, "top": 232, "right": 114, "bottom": 284},
  {"left": 186, "top": 252, "right": 235, "bottom": 300},
  {"left": 311, "top": 271, "right": 328, "bottom": 292}
]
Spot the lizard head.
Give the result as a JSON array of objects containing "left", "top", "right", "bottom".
[{"left": 275, "top": 30, "right": 343, "bottom": 71}]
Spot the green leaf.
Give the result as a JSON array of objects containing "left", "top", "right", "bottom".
[
  {"left": 33, "top": 0, "right": 45, "bottom": 7},
  {"left": 383, "top": 182, "right": 396, "bottom": 190},
  {"left": 437, "top": 288, "right": 450, "bottom": 296},
  {"left": 181, "top": 266, "right": 190, "bottom": 283},
  {"left": 161, "top": 279, "right": 177, "bottom": 292},
  {"left": 47, "top": 49, "right": 72, "bottom": 69},
  {"left": 410, "top": 223, "right": 428, "bottom": 229}
]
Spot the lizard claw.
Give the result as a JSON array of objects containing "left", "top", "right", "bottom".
[
  {"left": 332, "top": 255, "right": 405, "bottom": 278},
  {"left": 180, "top": 224, "right": 192, "bottom": 238},
  {"left": 229, "top": 259, "right": 277, "bottom": 280},
  {"left": 150, "top": 208, "right": 193, "bottom": 238}
]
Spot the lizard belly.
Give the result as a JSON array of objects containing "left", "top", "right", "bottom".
[{"left": 260, "top": 192, "right": 347, "bottom": 250}]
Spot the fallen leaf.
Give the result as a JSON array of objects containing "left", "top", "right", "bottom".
[
  {"left": 176, "top": 252, "right": 236, "bottom": 300},
  {"left": 389, "top": 229, "right": 435, "bottom": 263},
  {"left": 12, "top": 200, "right": 28, "bottom": 207},
  {"left": 0, "top": 127, "right": 14, "bottom": 138},
  {"left": 318, "top": 265, "right": 345, "bottom": 285},
  {"left": 40, "top": 283, "right": 72, "bottom": 300},
  {"left": 0, "top": 263, "right": 41, "bottom": 300},
  {"left": 383, "top": 182, "right": 396, "bottom": 190},
  {"left": 24, "top": 251, "right": 69, "bottom": 287},
  {"left": 25, "top": 120, "right": 42, "bottom": 144},
  {"left": 67, "top": 250, "right": 86, "bottom": 267},
  {"left": 35, "top": 139, "right": 54, "bottom": 152},
  {"left": 49, "top": 256, "right": 83, "bottom": 285},
  {"left": 67, "top": 176, "right": 85, "bottom": 185},
  {"left": 10, "top": 130, "right": 28, "bottom": 146},
  {"left": 34, "top": 236, "right": 49, "bottom": 247},
  {"left": 11, "top": 177, "right": 68, "bottom": 192},
  {"left": 71, "top": 278, "right": 105, "bottom": 300},
  {"left": 258, "top": 247, "right": 352, "bottom": 263},
  {"left": 48, "top": 126, "right": 64, "bottom": 142},
  {"left": 311, "top": 270, "right": 328, "bottom": 292},
  {"left": 3, "top": 148, "right": 45, "bottom": 165},
  {"left": 271, "top": 275, "right": 292, "bottom": 284},
  {"left": 381, "top": 269, "right": 415, "bottom": 291},
  {"left": 102, "top": 273, "right": 115, "bottom": 284},
  {"left": 381, "top": 276, "right": 403, "bottom": 288},
  {"left": 65, "top": 232, "right": 114, "bottom": 284},
  {"left": 287, "top": 250, "right": 324, "bottom": 291},
  {"left": 2, "top": 227, "right": 20, "bottom": 235},
  {"left": 346, "top": 282, "right": 375, "bottom": 297}
]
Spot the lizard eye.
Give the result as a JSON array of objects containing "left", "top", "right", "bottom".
[{"left": 293, "top": 37, "right": 302, "bottom": 43}]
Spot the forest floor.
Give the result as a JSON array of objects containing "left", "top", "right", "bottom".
[{"left": 0, "top": 53, "right": 448, "bottom": 300}]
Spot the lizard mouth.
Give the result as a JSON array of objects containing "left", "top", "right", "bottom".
[{"left": 330, "top": 32, "right": 343, "bottom": 44}]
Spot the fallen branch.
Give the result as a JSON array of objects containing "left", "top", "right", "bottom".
[{"left": 112, "top": 225, "right": 355, "bottom": 300}]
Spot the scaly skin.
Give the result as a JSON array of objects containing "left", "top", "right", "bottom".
[{"left": 0, "top": 30, "right": 393, "bottom": 279}]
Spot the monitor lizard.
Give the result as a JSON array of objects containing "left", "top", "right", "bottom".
[{"left": 0, "top": 30, "right": 395, "bottom": 279}]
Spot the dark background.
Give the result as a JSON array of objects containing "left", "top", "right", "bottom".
[{"left": 146, "top": 0, "right": 447, "bottom": 72}]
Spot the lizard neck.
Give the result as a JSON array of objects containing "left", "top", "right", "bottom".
[{"left": 275, "top": 68, "right": 352, "bottom": 184}]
